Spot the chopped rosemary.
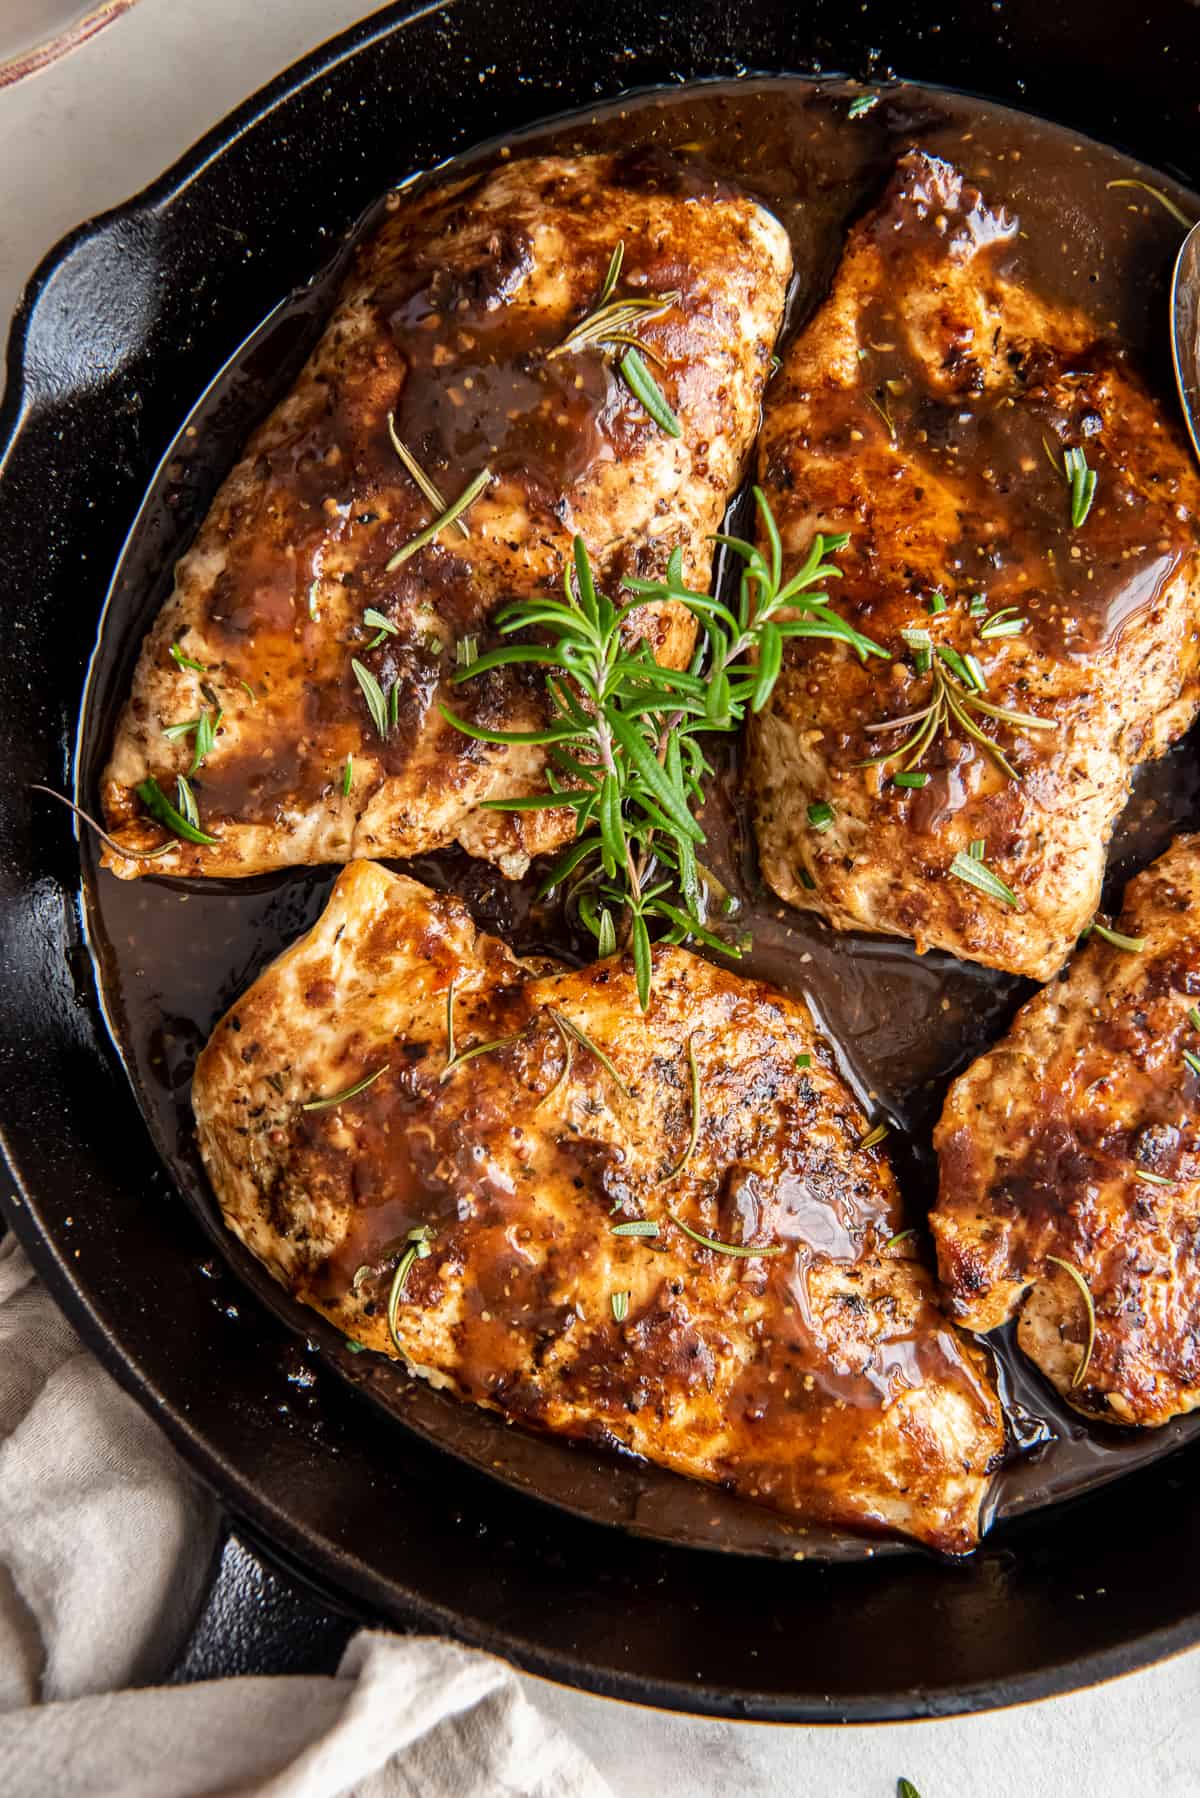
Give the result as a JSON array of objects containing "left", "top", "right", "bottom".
[
  {"left": 445, "top": 491, "right": 883, "bottom": 1007},
  {"left": 549, "top": 251, "right": 678, "bottom": 362},
  {"left": 1134, "top": 1169, "right": 1175, "bottom": 1187},
  {"left": 136, "top": 775, "right": 218, "bottom": 847},
  {"left": 386, "top": 410, "right": 469, "bottom": 537},
  {"left": 1088, "top": 921, "right": 1146, "bottom": 952},
  {"left": 387, "top": 1227, "right": 435, "bottom": 1349},
  {"left": 344, "top": 1339, "right": 367, "bottom": 1354},
  {"left": 927, "top": 591, "right": 948, "bottom": 616},
  {"left": 611, "top": 1290, "right": 631, "bottom": 1322},
  {"left": 611, "top": 1219, "right": 660, "bottom": 1238},
  {"left": 351, "top": 658, "right": 390, "bottom": 739},
  {"left": 1046, "top": 1255, "right": 1097, "bottom": 1388},
  {"left": 169, "top": 642, "right": 208, "bottom": 674},
  {"left": 660, "top": 1033, "right": 701, "bottom": 1183},
  {"left": 341, "top": 755, "right": 353, "bottom": 797},
  {"left": 669, "top": 1214, "right": 784, "bottom": 1258},
  {"left": 893, "top": 771, "right": 928, "bottom": 789},
  {"left": 1189, "top": 1005, "right": 1200, "bottom": 1032},
  {"left": 363, "top": 607, "right": 399, "bottom": 650},
  {"left": 968, "top": 838, "right": 985, "bottom": 860},
  {"left": 455, "top": 635, "right": 479, "bottom": 670},
  {"left": 1063, "top": 445, "right": 1097, "bottom": 528},
  {"left": 164, "top": 704, "right": 221, "bottom": 774},
  {"left": 1105, "top": 178, "right": 1194, "bottom": 227},
  {"left": 978, "top": 607, "right": 1026, "bottom": 640},
  {"left": 885, "top": 1227, "right": 916, "bottom": 1249},
  {"left": 386, "top": 466, "right": 491, "bottom": 570},
  {"left": 949, "top": 846, "right": 1018, "bottom": 907},
  {"left": 795, "top": 1052, "right": 812, "bottom": 1069},
  {"left": 619, "top": 346, "right": 682, "bottom": 437},
  {"left": 847, "top": 93, "right": 879, "bottom": 118},
  {"left": 301, "top": 1065, "right": 387, "bottom": 1111},
  {"left": 548, "top": 1008, "right": 631, "bottom": 1099},
  {"left": 1184, "top": 1050, "right": 1200, "bottom": 1078},
  {"left": 968, "top": 593, "right": 988, "bottom": 618},
  {"left": 900, "top": 626, "right": 932, "bottom": 675},
  {"left": 859, "top": 1122, "right": 890, "bottom": 1150},
  {"left": 807, "top": 800, "right": 835, "bottom": 832}
]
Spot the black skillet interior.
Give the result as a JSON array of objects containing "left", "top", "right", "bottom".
[{"left": 3, "top": 0, "right": 1200, "bottom": 1721}]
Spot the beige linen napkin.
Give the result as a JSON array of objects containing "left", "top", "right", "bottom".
[{"left": 0, "top": 1238, "right": 611, "bottom": 1797}]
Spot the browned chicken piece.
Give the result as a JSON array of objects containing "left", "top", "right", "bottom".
[
  {"left": 193, "top": 861, "right": 1005, "bottom": 1553},
  {"left": 749, "top": 150, "right": 1200, "bottom": 981},
  {"left": 100, "top": 151, "right": 791, "bottom": 880},
  {"left": 932, "top": 834, "right": 1200, "bottom": 1426}
]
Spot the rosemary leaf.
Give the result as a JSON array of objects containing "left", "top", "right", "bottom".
[
  {"left": 611, "top": 1220, "right": 659, "bottom": 1238},
  {"left": 669, "top": 1213, "right": 784, "bottom": 1258},
  {"left": 859, "top": 1122, "right": 890, "bottom": 1150},
  {"left": 302, "top": 1065, "right": 387, "bottom": 1111},
  {"left": 950, "top": 847, "right": 1018, "bottom": 907},
  {"left": 386, "top": 467, "right": 491, "bottom": 570},
  {"left": 351, "top": 658, "right": 390, "bottom": 739},
  {"left": 1090, "top": 921, "right": 1146, "bottom": 953},
  {"left": 610, "top": 1289, "right": 631, "bottom": 1322},
  {"left": 619, "top": 347, "right": 682, "bottom": 437},
  {"left": 1046, "top": 1255, "right": 1097, "bottom": 1387},
  {"left": 342, "top": 754, "right": 353, "bottom": 797},
  {"left": 807, "top": 800, "right": 835, "bottom": 832},
  {"left": 386, "top": 411, "right": 468, "bottom": 537}
]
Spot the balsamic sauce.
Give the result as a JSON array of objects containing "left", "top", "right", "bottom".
[{"left": 79, "top": 75, "right": 1200, "bottom": 1558}]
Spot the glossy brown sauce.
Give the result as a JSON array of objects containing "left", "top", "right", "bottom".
[{"left": 80, "top": 75, "right": 1200, "bottom": 1556}]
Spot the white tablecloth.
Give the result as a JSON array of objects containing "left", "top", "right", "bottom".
[{"left": 1, "top": 4, "right": 1197, "bottom": 1791}]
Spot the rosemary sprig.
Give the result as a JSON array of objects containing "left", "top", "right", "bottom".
[
  {"left": 949, "top": 845, "right": 1019, "bottom": 908},
  {"left": 443, "top": 489, "right": 883, "bottom": 1007},
  {"left": 302, "top": 1065, "right": 387, "bottom": 1111},
  {"left": 1046, "top": 1255, "right": 1097, "bottom": 1388},
  {"left": 864, "top": 634, "right": 1055, "bottom": 784},
  {"left": 386, "top": 411, "right": 469, "bottom": 537}
]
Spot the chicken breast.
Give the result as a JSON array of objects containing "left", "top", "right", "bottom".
[
  {"left": 101, "top": 151, "right": 791, "bottom": 879},
  {"left": 193, "top": 860, "right": 1005, "bottom": 1553},
  {"left": 749, "top": 150, "right": 1200, "bottom": 981},
  {"left": 932, "top": 834, "right": 1200, "bottom": 1426}
]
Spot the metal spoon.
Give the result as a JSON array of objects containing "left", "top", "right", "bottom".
[{"left": 1171, "top": 219, "right": 1200, "bottom": 464}]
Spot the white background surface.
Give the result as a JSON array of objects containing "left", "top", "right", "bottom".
[{"left": 1, "top": 3, "right": 1197, "bottom": 1793}]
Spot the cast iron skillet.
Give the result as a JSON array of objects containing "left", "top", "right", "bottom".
[{"left": 3, "top": 0, "right": 1200, "bottom": 1722}]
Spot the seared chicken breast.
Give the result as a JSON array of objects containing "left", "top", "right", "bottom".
[
  {"left": 101, "top": 152, "right": 791, "bottom": 879},
  {"left": 932, "top": 835, "right": 1200, "bottom": 1426},
  {"left": 749, "top": 150, "right": 1200, "bottom": 981},
  {"left": 194, "top": 861, "right": 1005, "bottom": 1553}
]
